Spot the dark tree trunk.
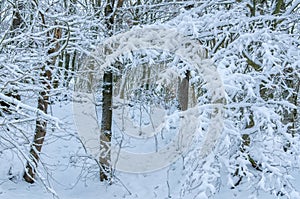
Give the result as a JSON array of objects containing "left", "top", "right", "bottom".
[
  {"left": 99, "top": 0, "right": 123, "bottom": 182},
  {"left": 100, "top": 71, "right": 113, "bottom": 181},
  {"left": 11, "top": 1, "right": 24, "bottom": 31}
]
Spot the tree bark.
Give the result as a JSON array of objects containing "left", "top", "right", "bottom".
[
  {"left": 100, "top": 71, "right": 113, "bottom": 181},
  {"left": 23, "top": 80, "right": 50, "bottom": 183},
  {"left": 11, "top": 1, "right": 24, "bottom": 31},
  {"left": 99, "top": 0, "right": 123, "bottom": 182},
  {"left": 23, "top": 26, "right": 61, "bottom": 183},
  {"left": 1, "top": 1, "right": 24, "bottom": 113},
  {"left": 178, "top": 71, "right": 190, "bottom": 111}
]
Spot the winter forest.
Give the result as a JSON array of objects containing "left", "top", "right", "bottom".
[{"left": 0, "top": 0, "right": 300, "bottom": 198}]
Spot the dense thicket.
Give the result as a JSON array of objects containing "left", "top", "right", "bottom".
[{"left": 0, "top": 0, "right": 299, "bottom": 198}]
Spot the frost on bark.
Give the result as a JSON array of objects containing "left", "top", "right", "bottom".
[
  {"left": 11, "top": 0, "right": 24, "bottom": 32},
  {"left": 1, "top": 1, "right": 24, "bottom": 113},
  {"left": 23, "top": 85, "right": 50, "bottom": 183},
  {"left": 23, "top": 27, "right": 62, "bottom": 183},
  {"left": 100, "top": 71, "right": 113, "bottom": 181},
  {"left": 99, "top": 0, "right": 123, "bottom": 182}
]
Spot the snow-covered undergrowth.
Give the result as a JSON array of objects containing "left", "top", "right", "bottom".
[
  {"left": 1, "top": 1, "right": 300, "bottom": 199},
  {"left": 2, "top": 101, "right": 299, "bottom": 199}
]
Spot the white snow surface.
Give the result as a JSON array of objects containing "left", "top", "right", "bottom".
[{"left": 1, "top": 102, "right": 299, "bottom": 199}]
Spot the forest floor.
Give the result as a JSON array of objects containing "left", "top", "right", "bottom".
[{"left": 1, "top": 101, "right": 299, "bottom": 199}]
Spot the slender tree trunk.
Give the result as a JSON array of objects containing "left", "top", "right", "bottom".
[
  {"left": 178, "top": 71, "right": 190, "bottom": 111},
  {"left": 23, "top": 76, "right": 50, "bottom": 183},
  {"left": 100, "top": 71, "right": 113, "bottom": 181},
  {"left": 1, "top": 1, "right": 23, "bottom": 113},
  {"left": 23, "top": 26, "right": 61, "bottom": 183},
  {"left": 11, "top": 1, "right": 24, "bottom": 31},
  {"left": 99, "top": 0, "right": 114, "bottom": 182},
  {"left": 119, "top": 73, "right": 127, "bottom": 99},
  {"left": 100, "top": 0, "right": 123, "bottom": 182}
]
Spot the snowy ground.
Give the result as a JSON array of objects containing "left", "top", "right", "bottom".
[{"left": 1, "top": 101, "right": 299, "bottom": 199}]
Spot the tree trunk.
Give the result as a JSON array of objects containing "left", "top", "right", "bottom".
[
  {"left": 1, "top": 1, "right": 24, "bottom": 113},
  {"left": 178, "top": 71, "right": 190, "bottom": 111},
  {"left": 99, "top": 0, "right": 123, "bottom": 182},
  {"left": 23, "top": 26, "right": 61, "bottom": 183},
  {"left": 23, "top": 84, "right": 50, "bottom": 183},
  {"left": 11, "top": 1, "right": 24, "bottom": 31},
  {"left": 100, "top": 71, "right": 113, "bottom": 181}
]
